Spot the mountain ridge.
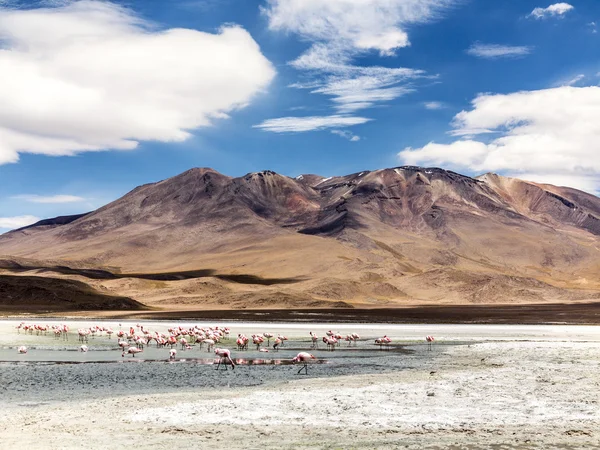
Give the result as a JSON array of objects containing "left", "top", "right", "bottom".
[{"left": 1, "top": 165, "right": 598, "bottom": 311}]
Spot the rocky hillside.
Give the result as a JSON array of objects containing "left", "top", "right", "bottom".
[{"left": 1, "top": 166, "right": 598, "bottom": 309}]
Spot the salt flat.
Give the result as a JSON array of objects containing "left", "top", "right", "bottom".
[{"left": 0, "top": 320, "right": 599, "bottom": 449}]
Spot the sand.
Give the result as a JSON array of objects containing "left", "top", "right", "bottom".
[{"left": 1, "top": 320, "right": 599, "bottom": 449}]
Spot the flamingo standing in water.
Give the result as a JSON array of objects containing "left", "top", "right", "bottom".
[
  {"left": 272, "top": 337, "right": 282, "bottom": 351},
  {"left": 309, "top": 332, "right": 318, "bottom": 349},
  {"left": 322, "top": 336, "right": 337, "bottom": 351},
  {"left": 277, "top": 334, "right": 288, "bottom": 347},
  {"left": 122, "top": 347, "right": 143, "bottom": 357},
  {"left": 263, "top": 333, "right": 274, "bottom": 346},
  {"left": 214, "top": 348, "right": 235, "bottom": 370},
  {"left": 375, "top": 336, "right": 392, "bottom": 350},
  {"left": 169, "top": 349, "right": 177, "bottom": 360},
  {"left": 17, "top": 346, "right": 27, "bottom": 354},
  {"left": 292, "top": 352, "right": 316, "bottom": 375},
  {"left": 252, "top": 335, "right": 264, "bottom": 351},
  {"left": 426, "top": 335, "right": 435, "bottom": 351},
  {"left": 236, "top": 334, "right": 249, "bottom": 350},
  {"left": 201, "top": 339, "right": 215, "bottom": 352}
]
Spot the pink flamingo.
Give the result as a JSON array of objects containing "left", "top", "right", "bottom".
[
  {"left": 309, "top": 331, "right": 318, "bottom": 349},
  {"left": 292, "top": 352, "right": 316, "bottom": 375},
  {"left": 272, "top": 337, "right": 282, "bottom": 351},
  {"left": 169, "top": 349, "right": 177, "bottom": 360},
  {"left": 263, "top": 332, "right": 274, "bottom": 346},
  {"left": 17, "top": 346, "right": 27, "bottom": 354},
  {"left": 252, "top": 335, "right": 264, "bottom": 350},
  {"left": 236, "top": 335, "right": 248, "bottom": 350},
  {"left": 277, "top": 334, "right": 288, "bottom": 347},
  {"left": 426, "top": 335, "right": 435, "bottom": 351},
  {"left": 122, "top": 347, "right": 143, "bottom": 357},
  {"left": 322, "top": 336, "right": 337, "bottom": 351},
  {"left": 375, "top": 336, "right": 392, "bottom": 350},
  {"left": 201, "top": 339, "right": 215, "bottom": 352},
  {"left": 214, "top": 348, "right": 235, "bottom": 370}
]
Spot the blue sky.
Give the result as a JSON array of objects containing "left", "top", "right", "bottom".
[{"left": 0, "top": 0, "right": 599, "bottom": 231}]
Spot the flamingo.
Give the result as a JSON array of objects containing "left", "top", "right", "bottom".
[
  {"left": 426, "top": 335, "right": 435, "bottom": 351},
  {"left": 17, "top": 346, "right": 27, "bottom": 354},
  {"left": 169, "top": 349, "right": 177, "bottom": 360},
  {"left": 272, "top": 338, "right": 282, "bottom": 351},
  {"left": 322, "top": 336, "right": 337, "bottom": 351},
  {"left": 252, "top": 335, "right": 264, "bottom": 350},
  {"left": 292, "top": 352, "right": 316, "bottom": 375},
  {"left": 263, "top": 333, "right": 274, "bottom": 346},
  {"left": 375, "top": 336, "right": 391, "bottom": 349},
  {"left": 80, "top": 345, "right": 88, "bottom": 352},
  {"left": 122, "top": 347, "right": 143, "bottom": 357},
  {"left": 214, "top": 348, "right": 235, "bottom": 370},
  {"left": 202, "top": 339, "right": 215, "bottom": 352},
  {"left": 309, "top": 331, "right": 318, "bottom": 349},
  {"left": 236, "top": 336, "right": 248, "bottom": 351},
  {"left": 279, "top": 334, "right": 288, "bottom": 347}
]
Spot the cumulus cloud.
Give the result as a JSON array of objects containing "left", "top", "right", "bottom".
[
  {"left": 254, "top": 115, "right": 371, "bottom": 133},
  {"left": 12, "top": 194, "right": 85, "bottom": 204},
  {"left": 263, "top": 0, "right": 454, "bottom": 56},
  {"left": 257, "top": 0, "right": 457, "bottom": 133},
  {"left": 398, "top": 86, "right": 600, "bottom": 193},
  {"left": 0, "top": 215, "right": 40, "bottom": 230},
  {"left": 529, "top": 3, "right": 574, "bottom": 19},
  {"left": 0, "top": 1, "right": 275, "bottom": 165},
  {"left": 467, "top": 43, "right": 532, "bottom": 59}
]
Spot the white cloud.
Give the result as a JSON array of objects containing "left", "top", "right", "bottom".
[
  {"left": 0, "top": 1, "right": 275, "bottom": 165},
  {"left": 12, "top": 194, "right": 85, "bottom": 204},
  {"left": 331, "top": 129, "right": 361, "bottom": 141},
  {"left": 254, "top": 115, "right": 371, "bottom": 133},
  {"left": 467, "top": 43, "right": 532, "bottom": 59},
  {"left": 529, "top": 3, "right": 574, "bottom": 19},
  {"left": 424, "top": 101, "right": 445, "bottom": 110},
  {"left": 263, "top": 0, "right": 454, "bottom": 56},
  {"left": 398, "top": 86, "right": 600, "bottom": 193},
  {"left": 0, "top": 215, "right": 40, "bottom": 230},
  {"left": 258, "top": 0, "right": 457, "bottom": 132}
]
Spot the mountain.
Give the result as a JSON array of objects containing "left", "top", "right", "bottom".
[{"left": 1, "top": 166, "right": 599, "bottom": 311}]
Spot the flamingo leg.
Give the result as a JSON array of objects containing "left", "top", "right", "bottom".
[{"left": 297, "top": 363, "right": 308, "bottom": 375}]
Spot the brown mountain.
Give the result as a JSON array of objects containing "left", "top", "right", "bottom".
[{"left": 1, "top": 166, "right": 599, "bottom": 311}]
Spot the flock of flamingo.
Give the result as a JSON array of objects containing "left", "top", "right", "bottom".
[{"left": 14, "top": 321, "right": 436, "bottom": 373}]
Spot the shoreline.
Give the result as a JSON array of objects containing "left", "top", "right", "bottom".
[
  {"left": 3, "top": 301, "right": 600, "bottom": 324},
  {"left": 1, "top": 339, "right": 599, "bottom": 449}
]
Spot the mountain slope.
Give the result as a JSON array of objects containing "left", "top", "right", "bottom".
[{"left": 1, "top": 166, "right": 598, "bottom": 309}]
